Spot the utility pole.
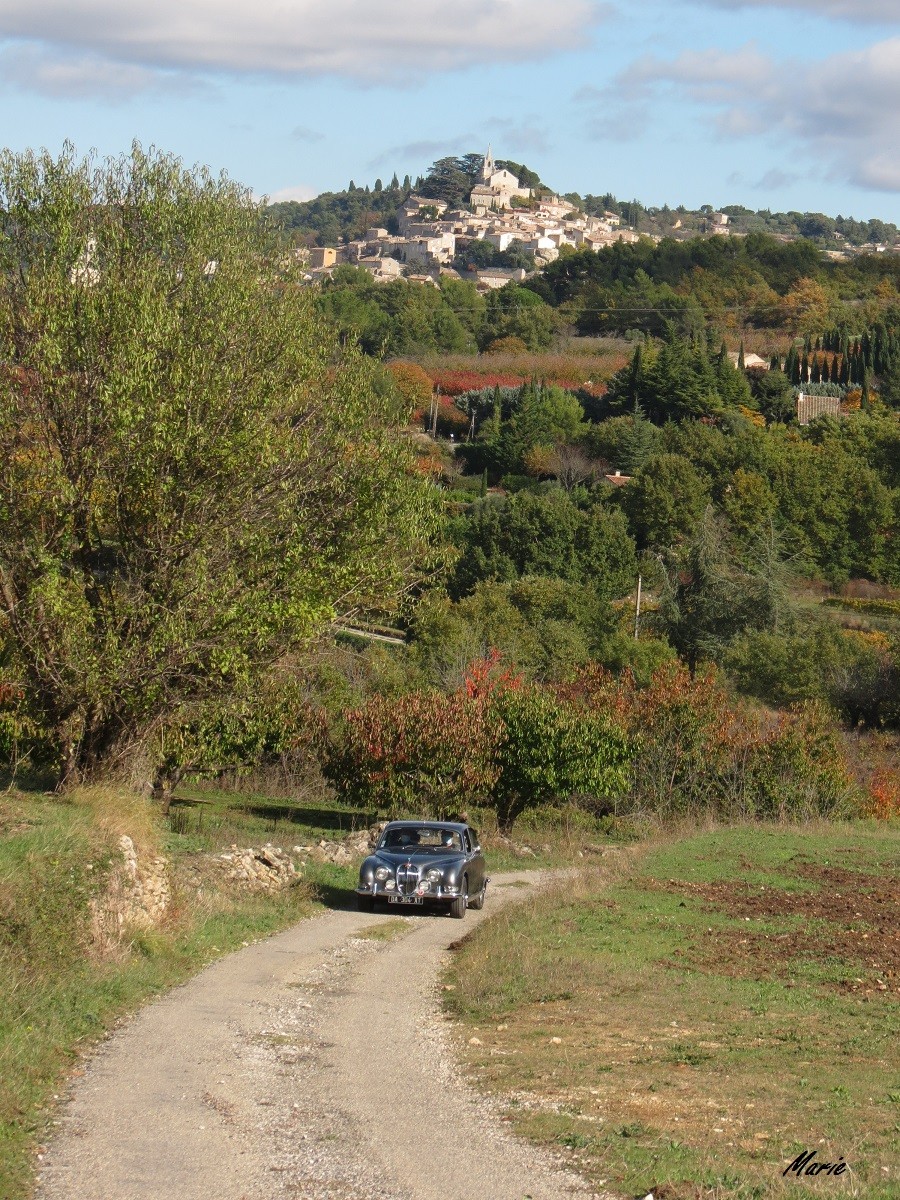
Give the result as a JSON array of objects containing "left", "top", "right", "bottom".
[{"left": 634, "top": 574, "right": 642, "bottom": 639}]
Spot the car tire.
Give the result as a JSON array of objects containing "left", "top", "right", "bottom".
[
  {"left": 449, "top": 880, "right": 467, "bottom": 919},
  {"left": 357, "top": 894, "right": 375, "bottom": 913},
  {"left": 469, "top": 883, "right": 486, "bottom": 911}
]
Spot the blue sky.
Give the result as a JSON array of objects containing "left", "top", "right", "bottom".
[{"left": 2, "top": 0, "right": 900, "bottom": 222}]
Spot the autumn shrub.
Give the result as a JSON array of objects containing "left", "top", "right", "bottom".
[
  {"left": 484, "top": 336, "right": 528, "bottom": 354},
  {"left": 864, "top": 769, "right": 900, "bottom": 819},
  {"left": 386, "top": 361, "right": 433, "bottom": 413},
  {"left": 559, "top": 662, "right": 860, "bottom": 820},
  {"left": 321, "top": 654, "right": 632, "bottom": 826},
  {"left": 432, "top": 369, "right": 527, "bottom": 397}
]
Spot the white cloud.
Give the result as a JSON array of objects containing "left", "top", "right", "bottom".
[
  {"left": 0, "top": 0, "right": 605, "bottom": 93},
  {"left": 265, "top": 183, "right": 318, "bottom": 203},
  {"left": 595, "top": 37, "right": 900, "bottom": 193},
  {"left": 696, "top": 0, "right": 900, "bottom": 21},
  {"left": 0, "top": 43, "right": 206, "bottom": 99}
]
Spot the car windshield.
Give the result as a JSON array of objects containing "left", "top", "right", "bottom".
[{"left": 380, "top": 826, "right": 462, "bottom": 853}]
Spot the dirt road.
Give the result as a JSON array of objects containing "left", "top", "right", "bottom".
[{"left": 37, "top": 873, "right": 604, "bottom": 1200}]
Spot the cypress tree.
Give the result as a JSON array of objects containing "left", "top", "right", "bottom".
[
  {"left": 402, "top": 174, "right": 412, "bottom": 192},
  {"left": 390, "top": 172, "right": 399, "bottom": 190},
  {"left": 738, "top": 341, "right": 745, "bottom": 371},
  {"left": 830, "top": 355, "right": 840, "bottom": 384},
  {"left": 374, "top": 178, "right": 383, "bottom": 193},
  {"left": 770, "top": 353, "right": 781, "bottom": 372},
  {"left": 811, "top": 355, "right": 821, "bottom": 384},
  {"left": 801, "top": 353, "right": 810, "bottom": 383}
]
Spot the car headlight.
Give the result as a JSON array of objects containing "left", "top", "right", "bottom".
[
  {"left": 426, "top": 868, "right": 442, "bottom": 883},
  {"left": 374, "top": 866, "right": 391, "bottom": 881}
]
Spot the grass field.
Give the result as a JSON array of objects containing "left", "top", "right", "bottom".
[{"left": 445, "top": 823, "right": 900, "bottom": 1199}]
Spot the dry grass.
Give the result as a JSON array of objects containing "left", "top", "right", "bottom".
[{"left": 413, "top": 337, "right": 631, "bottom": 386}]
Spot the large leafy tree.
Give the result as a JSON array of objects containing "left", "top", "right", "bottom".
[{"left": 0, "top": 145, "right": 436, "bottom": 788}]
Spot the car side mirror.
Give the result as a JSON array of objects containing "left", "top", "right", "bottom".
[{"left": 473, "top": 844, "right": 481, "bottom": 854}]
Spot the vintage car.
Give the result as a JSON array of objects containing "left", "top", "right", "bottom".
[{"left": 356, "top": 820, "right": 488, "bottom": 919}]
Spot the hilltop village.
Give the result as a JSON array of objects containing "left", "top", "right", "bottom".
[{"left": 299, "top": 149, "right": 649, "bottom": 290}]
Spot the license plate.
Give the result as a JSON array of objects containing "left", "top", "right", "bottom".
[{"left": 388, "top": 895, "right": 423, "bottom": 905}]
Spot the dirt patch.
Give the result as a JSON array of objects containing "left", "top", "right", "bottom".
[{"left": 659, "top": 864, "right": 899, "bottom": 993}]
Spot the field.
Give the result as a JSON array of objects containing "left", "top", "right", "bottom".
[{"left": 445, "top": 823, "right": 900, "bottom": 1199}]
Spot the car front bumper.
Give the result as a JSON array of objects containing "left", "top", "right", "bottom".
[{"left": 357, "top": 882, "right": 460, "bottom": 901}]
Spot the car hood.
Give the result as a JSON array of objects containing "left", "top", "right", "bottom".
[{"left": 370, "top": 850, "right": 463, "bottom": 870}]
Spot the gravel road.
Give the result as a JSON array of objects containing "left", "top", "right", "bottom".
[{"left": 37, "top": 872, "right": 607, "bottom": 1200}]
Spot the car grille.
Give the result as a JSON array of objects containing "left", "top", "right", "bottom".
[{"left": 396, "top": 862, "right": 420, "bottom": 896}]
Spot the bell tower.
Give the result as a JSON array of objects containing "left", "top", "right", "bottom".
[{"left": 481, "top": 145, "right": 495, "bottom": 183}]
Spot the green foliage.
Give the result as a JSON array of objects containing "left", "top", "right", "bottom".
[
  {"left": 266, "top": 181, "right": 406, "bottom": 246},
  {"left": 656, "top": 510, "right": 790, "bottom": 675},
  {"left": 446, "top": 489, "right": 637, "bottom": 601},
  {"left": 490, "top": 687, "right": 632, "bottom": 828},
  {"left": 0, "top": 145, "right": 436, "bottom": 784},
  {"left": 622, "top": 453, "right": 709, "bottom": 551},
  {"left": 409, "top": 578, "right": 618, "bottom": 686},
  {"left": 318, "top": 268, "right": 478, "bottom": 355}
]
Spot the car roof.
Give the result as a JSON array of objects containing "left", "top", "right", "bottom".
[{"left": 383, "top": 820, "right": 470, "bottom": 832}]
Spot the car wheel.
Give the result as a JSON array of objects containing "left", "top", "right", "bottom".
[
  {"left": 357, "top": 894, "right": 375, "bottom": 913},
  {"left": 449, "top": 880, "right": 468, "bottom": 919},
  {"left": 469, "top": 883, "right": 486, "bottom": 911}
]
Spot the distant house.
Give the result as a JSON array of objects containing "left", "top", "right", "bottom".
[
  {"left": 728, "top": 351, "right": 769, "bottom": 371},
  {"left": 604, "top": 470, "right": 631, "bottom": 486},
  {"left": 308, "top": 246, "right": 337, "bottom": 269},
  {"left": 471, "top": 266, "right": 528, "bottom": 289},
  {"left": 469, "top": 148, "right": 531, "bottom": 213},
  {"left": 358, "top": 257, "right": 403, "bottom": 281},
  {"left": 796, "top": 392, "right": 842, "bottom": 425}
]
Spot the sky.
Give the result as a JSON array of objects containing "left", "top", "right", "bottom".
[{"left": 1, "top": 0, "right": 900, "bottom": 223}]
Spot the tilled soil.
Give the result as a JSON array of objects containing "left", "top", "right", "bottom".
[
  {"left": 36, "top": 873, "right": 609, "bottom": 1200},
  {"left": 658, "top": 862, "right": 899, "bottom": 994}
]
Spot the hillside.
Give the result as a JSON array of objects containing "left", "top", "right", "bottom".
[{"left": 266, "top": 152, "right": 900, "bottom": 250}]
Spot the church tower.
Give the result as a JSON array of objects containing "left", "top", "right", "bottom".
[{"left": 481, "top": 146, "right": 495, "bottom": 183}]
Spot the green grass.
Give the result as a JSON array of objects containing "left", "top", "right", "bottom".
[{"left": 446, "top": 822, "right": 900, "bottom": 1199}]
